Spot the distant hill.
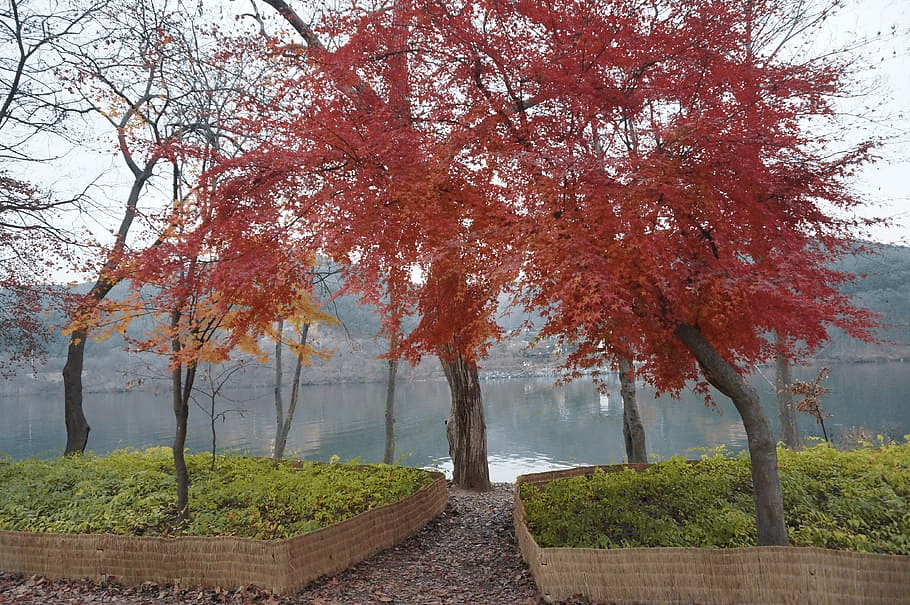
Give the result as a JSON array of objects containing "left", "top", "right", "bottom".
[
  {"left": 3, "top": 242, "right": 908, "bottom": 394},
  {"left": 819, "top": 243, "right": 910, "bottom": 361}
]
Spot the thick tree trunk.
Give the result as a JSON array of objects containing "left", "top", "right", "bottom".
[
  {"left": 62, "top": 333, "right": 90, "bottom": 455},
  {"left": 775, "top": 349, "right": 800, "bottom": 450},
  {"left": 384, "top": 357, "right": 398, "bottom": 464},
  {"left": 675, "top": 323, "right": 789, "bottom": 546},
  {"left": 273, "top": 321, "right": 309, "bottom": 460},
  {"left": 439, "top": 347, "right": 491, "bottom": 491},
  {"left": 62, "top": 278, "right": 120, "bottom": 455},
  {"left": 617, "top": 356, "right": 647, "bottom": 464}
]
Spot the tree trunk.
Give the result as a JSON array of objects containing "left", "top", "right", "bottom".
[
  {"left": 170, "top": 306, "right": 195, "bottom": 522},
  {"left": 207, "top": 388, "right": 217, "bottom": 470},
  {"left": 61, "top": 154, "right": 157, "bottom": 455},
  {"left": 674, "top": 323, "right": 789, "bottom": 546},
  {"left": 384, "top": 357, "right": 398, "bottom": 464},
  {"left": 438, "top": 346, "right": 491, "bottom": 491},
  {"left": 273, "top": 321, "right": 308, "bottom": 460},
  {"left": 618, "top": 356, "right": 647, "bottom": 464},
  {"left": 273, "top": 319, "right": 285, "bottom": 458},
  {"left": 172, "top": 362, "right": 192, "bottom": 521},
  {"left": 63, "top": 279, "right": 119, "bottom": 455},
  {"left": 775, "top": 348, "right": 800, "bottom": 450},
  {"left": 62, "top": 333, "right": 90, "bottom": 455}
]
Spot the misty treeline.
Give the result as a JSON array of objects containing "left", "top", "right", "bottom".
[{"left": 7, "top": 241, "right": 910, "bottom": 384}]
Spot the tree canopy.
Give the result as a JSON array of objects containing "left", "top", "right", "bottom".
[{"left": 169, "top": 0, "right": 881, "bottom": 382}]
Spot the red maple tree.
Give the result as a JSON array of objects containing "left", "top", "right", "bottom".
[
  {"left": 445, "top": 0, "right": 878, "bottom": 544},
  {"left": 186, "top": 0, "right": 527, "bottom": 489},
  {"left": 91, "top": 161, "right": 332, "bottom": 516}
]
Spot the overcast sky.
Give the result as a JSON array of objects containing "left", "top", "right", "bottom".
[
  {"left": 31, "top": 0, "right": 910, "bottom": 286},
  {"left": 833, "top": 0, "right": 910, "bottom": 245}
]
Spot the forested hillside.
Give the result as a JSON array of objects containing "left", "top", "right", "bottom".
[
  {"left": 819, "top": 244, "right": 910, "bottom": 360},
  {"left": 2, "top": 242, "right": 909, "bottom": 395}
]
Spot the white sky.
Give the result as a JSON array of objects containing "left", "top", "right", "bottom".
[{"left": 832, "top": 0, "right": 910, "bottom": 245}]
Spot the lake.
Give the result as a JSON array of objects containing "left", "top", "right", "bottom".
[{"left": 1, "top": 362, "right": 907, "bottom": 482}]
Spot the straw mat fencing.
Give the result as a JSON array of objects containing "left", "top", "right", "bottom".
[
  {"left": 515, "top": 466, "right": 910, "bottom": 605},
  {"left": 0, "top": 471, "right": 447, "bottom": 594}
]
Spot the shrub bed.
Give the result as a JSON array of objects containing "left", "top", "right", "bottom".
[
  {"left": 518, "top": 443, "right": 910, "bottom": 553},
  {"left": 0, "top": 448, "right": 435, "bottom": 539},
  {"left": 0, "top": 449, "right": 446, "bottom": 593},
  {"left": 515, "top": 443, "right": 910, "bottom": 604}
]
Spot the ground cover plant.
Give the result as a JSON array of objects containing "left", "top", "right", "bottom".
[
  {"left": 518, "top": 442, "right": 910, "bottom": 554},
  {"left": 0, "top": 448, "right": 435, "bottom": 540}
]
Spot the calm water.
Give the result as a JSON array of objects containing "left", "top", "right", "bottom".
[{"left": 1, "top": 363, "right": 907, "bottom": 482}]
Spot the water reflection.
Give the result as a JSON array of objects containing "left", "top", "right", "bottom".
[
  {"left": 598, "top": 392, "right": 613, "bottom": 414},
  {"left": 1, "top": 362, "right": 907, "bottom": 481}
]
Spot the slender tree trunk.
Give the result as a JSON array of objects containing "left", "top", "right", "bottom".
[
  {"left": 172, "top": 362, "right": 192, "bottom": 521},
  {"left": 438, "top": 346, "right": 491, "bottom": 491},
  {"left": 384, "top": 357, "right": 398, "bottom": 464},
  {"left": 273, "top": 321, "right": 309, "bottom": 460},
  {"left": 675, "top": 323, "right": 789, "bottom": 546},
  {"left": 273, "top": 319, "right": 285, "bottom": 457},
  {"left": 618, "top": 356, "right": 647, "bottom": 464},
  {"left": 208, "top": 389, "right": 217, "bottom": 470},
  {"left": 775, "top": 348, "right": 800, "bottom": 450},
  {"left": 169, "top": 307, "right": 195, "bottom": 521}
]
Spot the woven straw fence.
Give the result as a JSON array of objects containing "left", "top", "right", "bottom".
[
  {"left": 0, "top": 471, "right": 446, "bottom": 594},
  {"left": 515, "top": 466, "right": 910, "bottom": 605}
]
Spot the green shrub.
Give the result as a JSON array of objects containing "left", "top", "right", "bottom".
[
  {"left": 519, "top": 442, "right": 910, "bottom": 554},
  {"left": 0, "top": 448, "right": 434, "bottom": 540}
]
